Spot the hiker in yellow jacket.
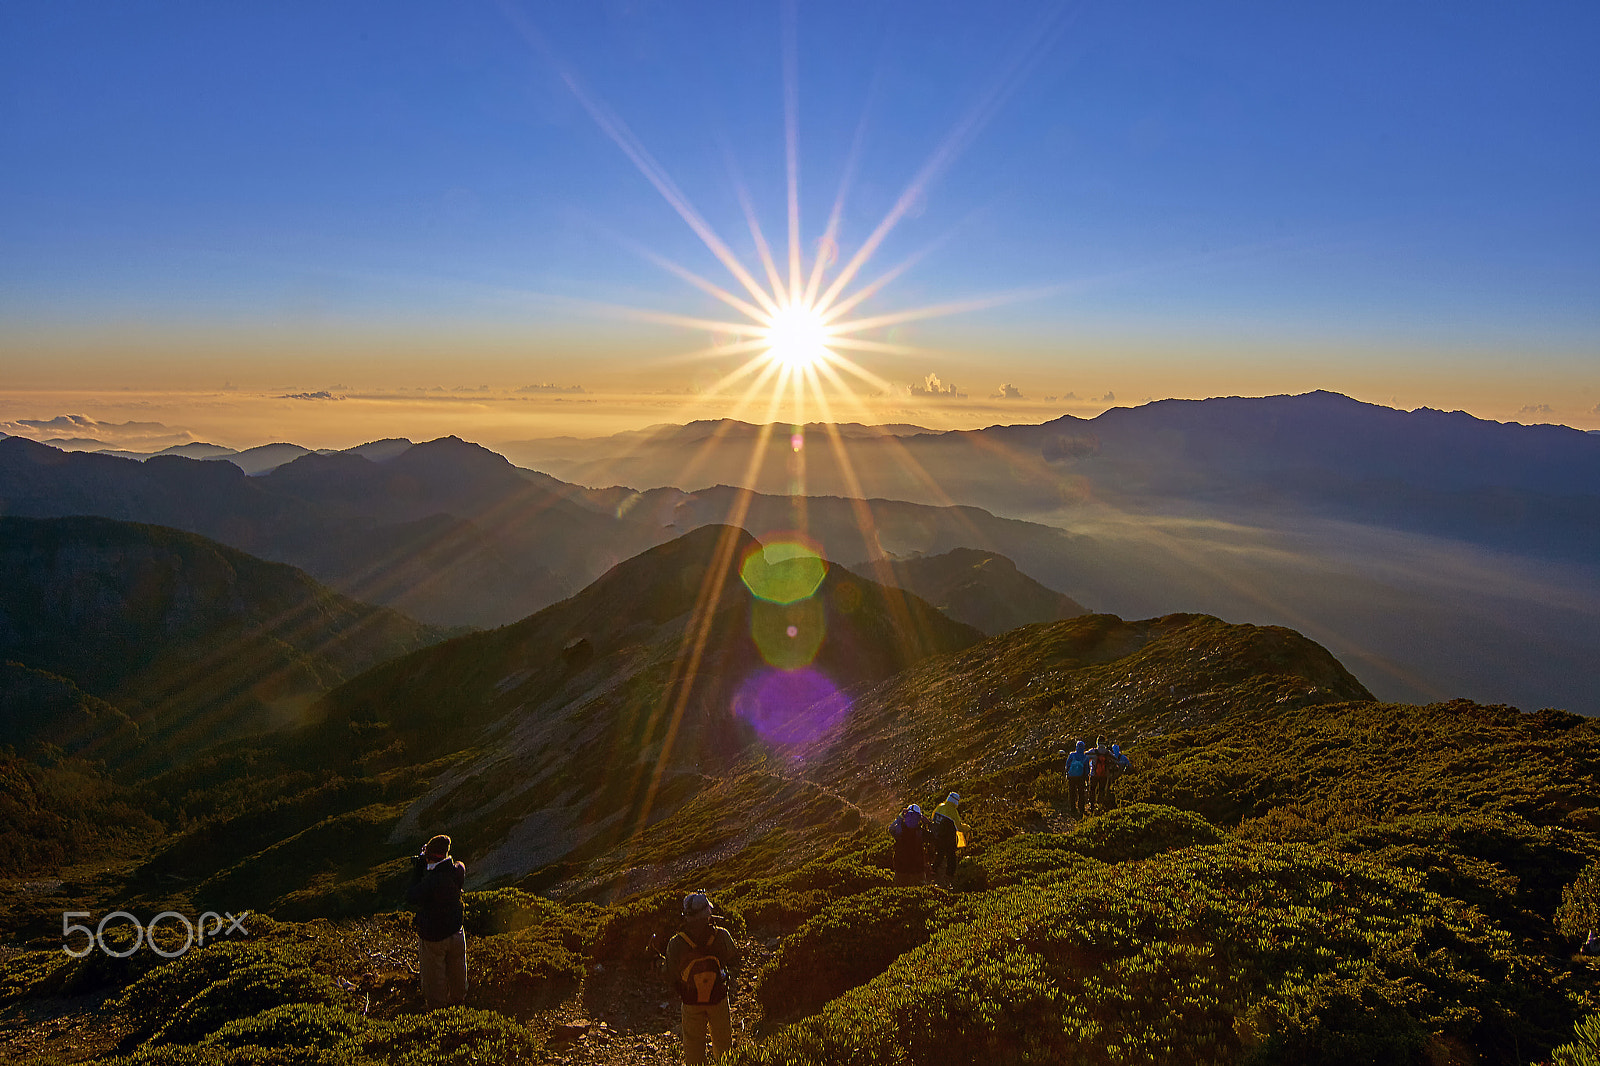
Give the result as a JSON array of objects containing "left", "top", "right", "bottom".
[{"left": 929, "top": 793, "right": 967, "bottom": 889}]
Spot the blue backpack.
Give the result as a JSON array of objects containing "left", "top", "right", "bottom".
[{"left": 1065, "top": 751, "right": 1088, "bottom": 778}]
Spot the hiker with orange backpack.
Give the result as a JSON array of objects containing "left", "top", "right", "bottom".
[
  {"left": 1086, "top": 736, "right": 1112, "bottom": 812},
  {"left": 664, "top": 892, "right": 740, "bottom": 1065}
]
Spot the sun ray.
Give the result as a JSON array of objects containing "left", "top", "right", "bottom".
[
  {"left": 814, "top": 2, "right": 1078, "bottom": 313},
  {"left": 626, "top": 241, "right": 775, "bottom": 323},
  {"left": 731, "top": 174, "right": 788, "bottom": 303},
  {"left": 658, "top": 337, "right": 770, "bottom": 366},
  {"left": 781, "top": 0, "right": 803, "bottom": 306},
  {"left": 826, "top": 282, "right": 1066, "bottom": 334},
  {"left": 802, "top": 84, "right": 874, "bottom": 310},
  {"left": 821, "top": 336, "right": 936, "bottom": 358}
]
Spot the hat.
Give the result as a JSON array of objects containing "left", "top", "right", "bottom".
[
  {"left": 1112, "top": 744, "right": 1121, "bottom": 754},
  {"left": 947, "top": 792, "right": 960, "bottom": 804},
  {"left": 424, "top": 834, "right": 452, "bottom": 859},
  {"left": 682, "top": 892, "right": 712, "bottom": 917},
  {"left": 908, "top": 803, "right": 922, "bottom": 814}
]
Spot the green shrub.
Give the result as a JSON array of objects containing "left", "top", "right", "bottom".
[
  {"left": 971, "top": 833, "right": 1104, "bottom": 889},
  {"left": 109, "top": 1007, "right": 540, "bottom": 1066},
  {"left": 1557, "top": 862, "right": 1600, "bottom": 942},
  {"left": 1553, "top": 1012, "right": 1600, "bottom": 1066},
  {"left": 461, "top": 886, "right": 603, "bottom": 951},
  {"left": 737, "top": 843, "right": 1539, "bottom": 1065},
  {"left": 109, "top": 942, "right": 314, "bottom": 1040},
  {"left": 589, "top": 888, "right": 747, "bottom": 964},
  {"left": 755, "top": 886, "right": 968, "bottom": 1023},
  {"left": 1322, "top": 813, "right": 1595, "bottom": 937},
  {"left": 722, "top": 853, "right": 896, "bottom": 934},
  {"left": 470, "top": 930, "right": 585, "bottom": 1012},
  {"left": 0, "top": 948, "right": 70, "bottom": 1003},
  {"left": 202, "top": 1002, "right": 369, "bottom": 1050},
  {"left": 351, "top": 1007, "right": 541, "bottom": 1064},
  {"left": 1063, "top": 802, "right": 1226, "bottom": 863},
  {"left": 150, "top": 961, "right": 344, "bottom": 1046}
]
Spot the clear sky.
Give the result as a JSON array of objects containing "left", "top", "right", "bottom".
[{"left": 2, "top": 1, "right": 1598, "bottom": 445}]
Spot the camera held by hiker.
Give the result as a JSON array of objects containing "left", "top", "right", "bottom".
[
  {"left": 407, "top": 833, "right": 467, "bottom": 1009},
  {"left": 666, "top": 891, "right": 741, "bottom": 1065}
]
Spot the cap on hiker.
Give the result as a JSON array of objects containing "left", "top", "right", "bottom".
[
  {"left": 1075, "top": 740, "right": 1086, "bottom": 752},
  {"left": 682, "top": 892, "right": 712, "bottom": 917},
  {"left": 947, "top": 793, "right": 960, "bottom": 804},
  {"left": 1112, "top": 744, "right": 1122, "bottom": 754},
  {"left": 909, "top": 803, "right": 922, "bottom": 814},
  {"left": 424, "top": 834, "right": 451, "bottom": 859}
]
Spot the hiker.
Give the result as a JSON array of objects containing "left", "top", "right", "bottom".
[
  {"left": 929, "top": 792, "right": 967, "bottom": 889},
  {"left": 407, "top": 834, "right": 467, "bottom": 1009},
  {"left": 1065, "top": 740, "right": 1090, "bottom": 817},
  {"left": 1087, "top": 736, "right": 1112, "bottom": 812},
  {"left": 665, "top": 892, "right": 740, "bottom": 1066},
  {"left": 889, "top": 803, "right": 932, "bottom": 885},
  {"left": 1107, "top": 742, "right": 1133, "bottom": 803}
]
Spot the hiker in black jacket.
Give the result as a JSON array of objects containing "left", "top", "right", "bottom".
[{"left": 407, "top": 833, "right": 467, "bottom": 1009}]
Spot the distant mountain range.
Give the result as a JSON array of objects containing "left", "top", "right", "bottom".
[
  {"left": 508, "top": 390, "right": 1600, "bottom": 564},
  {"left": 3, "top": 391, "right": 1597, "bottom": 714},
  {"left": 0, "top": 435, "right": 663, "bottom": 628}
]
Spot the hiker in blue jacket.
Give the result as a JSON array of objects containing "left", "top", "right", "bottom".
[
  {"left": 1064, "top": 741, "right": 1090, "bottom": 817},
  {"left": 1107, "top": 743, "right": 1133, "bottom": 804}
]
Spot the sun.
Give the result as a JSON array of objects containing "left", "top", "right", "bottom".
[{"left": 762, "top": 304, "right": 831, "bottom": 370}]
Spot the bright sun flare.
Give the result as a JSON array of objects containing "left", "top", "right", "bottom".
[{"left": 762, "top": 304, "right": 831, "bottom": 370}]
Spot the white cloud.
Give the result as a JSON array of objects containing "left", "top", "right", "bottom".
[
  {"left": 991, "top": 383, "right": 1024, "bottom": 400},
  {"left": 908, "top": 373, "right": 967, "bottom": 399},
  {"left": 1516, "top": 403, "right": 1555, "bottom": 419},
  {"left": 1100, "top": 391, "right": 1116, "bottom": 403}
]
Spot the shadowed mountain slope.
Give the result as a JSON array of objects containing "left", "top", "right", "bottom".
[
  {"left": 0, "top": 515, "right": 445, "bottom": 760},
  {"left": 128, "top": 525, "right": 980, "bottom": 918},
  {"left": 5, "top": 524, "right": 1600, "bottom": 1063}
]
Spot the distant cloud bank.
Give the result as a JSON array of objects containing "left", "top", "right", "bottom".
[
  {"left": 277, "top": 391, "right": 345, "bottom": 401},
  {"left": 517, "top": 383, "right": 586, "bottom": 394},
  {"left": 0, "top": 414, "right": 194, "bottom": 449}
]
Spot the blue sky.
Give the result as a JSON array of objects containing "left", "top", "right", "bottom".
[{"left": 2, "top": 1, "right": 1597, "bottom": 426}]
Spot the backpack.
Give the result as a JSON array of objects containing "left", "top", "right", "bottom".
[
  {"left": 931, "top": 812, "right": 958, "bottom": 850},
  {"left": 1065, "top": 751, "right": 1088, "bottom": 778},
  {"left": 673, "top": 931, "right": 729, "bottom": 1005},
  {"left": 1089, "top": 750, "right": 1107, "bottom": 778}
]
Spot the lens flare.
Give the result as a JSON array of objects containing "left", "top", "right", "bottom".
[
  {"left": 739, "top": 538, "right": 828, "bottom": 605},
  {"left": 732, "top": 666, "right": 850, "bottom": 746},
  {"left": 751, "top": 596, "right": 826, "bottom": 670}
]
